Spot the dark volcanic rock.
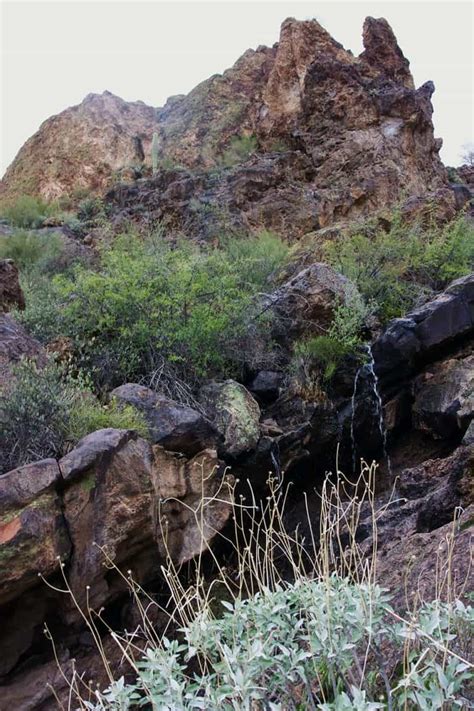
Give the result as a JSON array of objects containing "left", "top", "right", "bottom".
[
  {"left": 412, "top": 354, "right": 474, "bottom": 439},
  {"left": 110, "top": 383, "right": 219, "bottom": 456},
  {"left": 372, "top": 273, "right": 474, "bottom": 383}
]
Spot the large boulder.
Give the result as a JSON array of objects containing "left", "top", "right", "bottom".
[
  {"left": 0, "top": 459, "right": 69, "bottom": 606},
  {"left": 412, "top": 354, "right": 474, "bottom": 439},
  {"left": 0, "top": 313, "right": 46, "bottom": 391},
  {"left": 372, "top": 273, "right": 474, "bottom": 383},
  {"left": 200, "top": 380, "right": 261, "bottom": 459},
  {"left": 110, "top": 383, "right": 218, "bottom": 456},
  {"left": 0, "top": 260, "right": 25, "bottom": 312},
  {"left": 266, "top": 263, "right": 356, "bottom": 342}
]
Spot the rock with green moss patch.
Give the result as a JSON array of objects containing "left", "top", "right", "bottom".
[
  {"left": 200, "top": 380, "right": 261, "bottom": 459},
  {"left": 0, "top": 458, "right": 69, "bottom": 606}
]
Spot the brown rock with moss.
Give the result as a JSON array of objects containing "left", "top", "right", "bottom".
[{"left": 0, "top": 458, "right": 69, "bottom": 606}]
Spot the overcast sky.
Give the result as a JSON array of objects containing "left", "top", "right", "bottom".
[{"left": 1, "top": 0, "right": 472, "bottom": 176}]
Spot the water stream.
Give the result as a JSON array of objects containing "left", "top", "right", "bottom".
[{"left": 351, "top": 344, "right": 392, "bottom": 476}]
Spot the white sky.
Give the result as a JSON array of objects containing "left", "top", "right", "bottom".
[{"left": 1, "top": 0, "right": 472, "bottom": 176}]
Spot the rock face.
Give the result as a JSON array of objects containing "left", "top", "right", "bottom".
[
  {"left": 2, "top": 17, "right": 448, "bottom": 236},
  {"left": 111, "top": 383, "right": 218, "bottom": 455},
  {"left": 0, "top": 428, "right": 233, "bottom": 683},
  {"left": 412, "top": 354, "right": 474, "bottom": 439},
  {"left": 0, "top": 260, "right": 25, "bottom": 312},
  {"left": 1, "top": 92, "right": 157, "bottom": 201},
  {"left": 0, "top": 459, "right": 68, "bottom": 607}
]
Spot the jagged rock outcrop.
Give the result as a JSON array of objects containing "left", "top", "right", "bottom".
[{"left": 2, "top": 17, "right": 449, "bottom": 237}]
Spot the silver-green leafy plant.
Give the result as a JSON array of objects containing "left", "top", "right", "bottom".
[{"left": 82, "top": 577, "right": 473, "bottom": 710}]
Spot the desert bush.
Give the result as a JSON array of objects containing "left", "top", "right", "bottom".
[
  {"left": 323, "top": 213, "right": 474, "bottom": 322},
  {"left": 0, "top": 229, "right": 64, "bottom": 273},
  {"left": 0, "top": 194, "right": 56, "bottom": 228},
  {"left": 292, "top": 288, "right": 371, "bottom": 384},
  {"left": 0, "top": 359, "right": 148, "bottom": 472},
  {"left": 219, "top": 134, "right": 258, "bottom": 167},
  {"left": 19, "top": 230, "right": 288, "bottom": 390}
]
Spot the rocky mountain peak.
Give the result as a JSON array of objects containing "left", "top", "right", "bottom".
[
  {"left": 1, "top": 15, "right": 447, "bottom": 231},
  {"left": 361, "top": 16, "right": 414, "bottom": 88}
]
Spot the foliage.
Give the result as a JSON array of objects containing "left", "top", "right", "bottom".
[
  {"left": 0, "top": 194, "right": 56, "bottom": 228},
  {"left": 67, "top": 397, "right": 148, "bottom": 444},
  {"left": 84, "top": 577, "right": 473, "bottom": 710},
  {"left": 19, "top": 229, "right": 288, "bottom": 390},
  {"left": 77, "top": 196, "right": 105, "bottom": 223},
  {"left": 292, "top": 287, "right": 371, "bottom": 383},
  {"left": 219, "top": 134, "right": 258, "bottom": 167},
  {"left": 0, "top": 359, "right": 147, "bottom": 472},
  {"left": 0, "top": 229, "right": 64, "bottom": 274},
  {"left": 323, "top": 213, "right": 474, "bottom": 322}
]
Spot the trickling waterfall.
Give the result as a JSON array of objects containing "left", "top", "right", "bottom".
[
  {"left": 350, "top": 344, "right": 392, "bottom": 476},
  {"left": 270, "top": 442, "right": 282, "bottom": 482},
  {"left": 350, "top": 366, "right": 362, "bottom": 475},
  {"left": 366, "top": 344, "right": 392, "bottom": 476}
]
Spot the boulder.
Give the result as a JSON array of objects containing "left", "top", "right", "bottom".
[
  {"left": 267, "top": 263, "right": 356, "bottom": 341},
  {"left": 372, "top": 273, "right": 474, "bottom": 382},
  {"left": 200, "top": 380, "right": 261, "bottom": 459},
  {"left": 59, "top": 429, "right": 158, "bottom": 610},
  {"left": 0, "top": 260, "right": 25, "bottom": 312},
  {"left": 248, "top": 370, "right": 283, "bottom": 403},
  {"left": 0, "top": 313, "right": 46, "bottom": 391},
  {"left": 412, "top": 355, "right": 474, "bottom": 439},
  {"left": 110, "top": 383, "right": 218, "bottom": 456},
  {"left": 0, "top": 459, "right": 69, "bottom": 606}
]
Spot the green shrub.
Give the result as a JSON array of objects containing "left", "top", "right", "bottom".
[
  {"left": 323, "top": 213, "right": 474, "bottom": 322},
  {"left": 0, "top": 194, "right": 55, "bottom": 228},
  {"left": 292, "top": 288, "right": 371, "bottom": 384},
  {"left": 67, "top": 398, "right": 148, "bottom": 443},
  {"left": 0, "top": 359, "right": 148, "bottom": 472},
  {"left": 85, "top": 577, "right": 473, "bottom": 710},
  {"left": 19, "top": 230, "right": 288, "bottom": 390},
  {"left": 0, "top": 229, "right": 63, "bottom": 274},
  {"left": 219, "top": 134, "right": 258, "bottom": 167}
]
